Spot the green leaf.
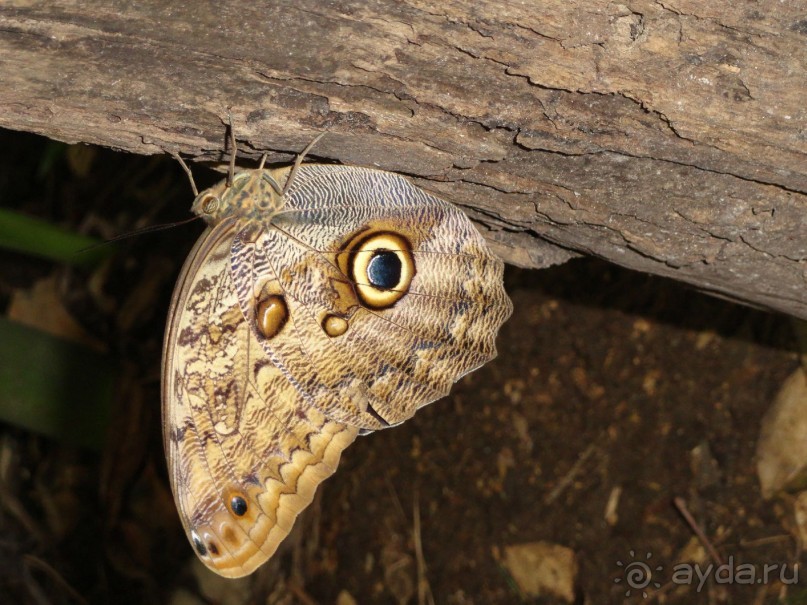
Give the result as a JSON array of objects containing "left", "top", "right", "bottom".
[
  {"left": 0, "top": 318, "right": 116, "bottom": 450},
  {"left": 0, "top": 208, "right": 112, "bottom": 268}
]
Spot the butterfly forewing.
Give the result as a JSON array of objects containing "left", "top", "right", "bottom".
[{"left": 228, "top": 165, "right": 512, "bottom": 429}]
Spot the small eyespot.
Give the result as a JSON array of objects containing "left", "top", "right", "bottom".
[
  {"left": 255, "top": 294, "right": 288, "bottom": 339},
  {"left": 322, "top": 314, "right": 349, "bottom": 338},
  {"left": 191, "top": 531, "right": 207, "bottom": 556},
  {"left": 230, "top": 495, "right": 248, "bottom": 517},
  {"left": 207, "top": 541, "right": 220, "bottom": 556}
]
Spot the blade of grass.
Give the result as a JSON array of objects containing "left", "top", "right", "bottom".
[
  {"left": 0, "top": 208, "right": 112, "bottom": 268},
  {"left": 0, "top": 317, "right": 117, "bottom": 450}
]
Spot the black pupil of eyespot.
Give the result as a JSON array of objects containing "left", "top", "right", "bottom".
[
  {"left": 366, "top": 250, "right": 401, "bottom": 289},
  {"left": 231, "top": 496, "right": 248, "bottom": 516},
  {"left": 193, "top": 536, "right": 207, "bottom": 556}
]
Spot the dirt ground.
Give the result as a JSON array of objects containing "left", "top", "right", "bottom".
[{"left": 0, "top": 130, "right": 803, "bottom": 604}]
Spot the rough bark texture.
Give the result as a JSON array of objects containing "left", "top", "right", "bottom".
[{"left": 1, "top": 1, "right": 805, "bottom": 317}]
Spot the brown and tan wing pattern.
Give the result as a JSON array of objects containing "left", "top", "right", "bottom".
[
  {"left": 162, "top": 218, "right": 359, "bottom": 578},
  {"left": 228, "top": 165, "right": 512, "bottom": 430},
  {"left": 163, "top": 163, "right": 511, "bottom": 578}
]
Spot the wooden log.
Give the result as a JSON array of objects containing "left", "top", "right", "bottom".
[{"left": 1, "top": 0, "right": 805, "bottom": 317}]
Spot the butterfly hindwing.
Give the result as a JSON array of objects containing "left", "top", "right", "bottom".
[{"left": 162, "top": 218, "right": 358, "bottom": 578}]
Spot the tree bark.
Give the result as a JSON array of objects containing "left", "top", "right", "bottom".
[{"left": 1, "top": 1, "right": 805, "bottom": 317}]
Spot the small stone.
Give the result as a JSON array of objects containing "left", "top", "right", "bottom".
[
  {"left": 691, "top": 441, "right": 722, "bottom": 490},
  {"left": 335, "top": 590, "right": 359, "bottom": 605},
  {"left": 502, "top": 541, "right": 577, "bottom": 602},
  {"left": 756, "top": 368, "right": 807, "bottom": 498}
]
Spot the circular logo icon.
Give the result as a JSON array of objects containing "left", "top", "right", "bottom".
[{"left": 615, "top": 550, "right": 663, "bottom": 598}]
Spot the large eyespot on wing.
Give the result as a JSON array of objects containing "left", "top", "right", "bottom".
[
  {"left": 341, "top": 230, "right": 415, "bottom": 309},
  {"left": 228, "top": 225, "right": 395, "bottom": 432},
  {"left": 227, "top": 164, "right": 512, "bottom": 430},
  {"left": 161, "top": 218, "right": 359, "bottom": 578}
]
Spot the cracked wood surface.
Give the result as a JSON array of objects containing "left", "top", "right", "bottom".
[{"left": 1, "top": 0, "right": 805, "bottom": 318}]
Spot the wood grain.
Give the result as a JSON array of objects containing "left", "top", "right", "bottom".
[{"left": 1, "top": 0, "right": 805, "bottom": 317}]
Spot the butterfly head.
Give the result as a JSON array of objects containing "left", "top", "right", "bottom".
[{"left": 191, "top": 168, "right": 289, "bottom": 226}]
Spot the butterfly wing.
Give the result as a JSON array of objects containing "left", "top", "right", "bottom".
[
  {"left": 162, "top": 218, "right": 359, "bottom": 578},
  {"left": 228, "top": 165, "right": 513, "bottom": 431},
  {"left": 163, "top": 164, "right": 511, "bottom": 577}
]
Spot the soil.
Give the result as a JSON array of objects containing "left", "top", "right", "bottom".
[{"left": 0, "top": 130, "right": 802, "bottom": 604}]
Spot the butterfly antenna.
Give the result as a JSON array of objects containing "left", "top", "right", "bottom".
[
  {"left": 283, "top": 132, "right": 326, "bottom": 195},
  {"left": 170, "top": 151, "right": 199, "bottom": 197},
  {"left": 226, "top": 112, "right": 237, "bottom": 188},
  {"left": 76, "top": 215, "right": 204, "bottom": 254}
]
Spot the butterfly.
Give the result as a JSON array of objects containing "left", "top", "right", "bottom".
[{"left": 162, "top": 132, "right": 512, "bottom": 577}]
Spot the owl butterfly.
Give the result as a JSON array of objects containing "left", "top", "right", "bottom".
[{"left": 162, "top": 134, "right": 512, "bottom": 577}]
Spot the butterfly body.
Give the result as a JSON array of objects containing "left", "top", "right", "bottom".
[
  {"left": 190, "top": 167, "right": 288, "bottom": 224},
  {"left": 162, "top": 162, "right": 512, "bottom": 577}
]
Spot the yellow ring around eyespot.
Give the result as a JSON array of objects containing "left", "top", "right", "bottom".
[{"left": 351, "top": 232, "right": 414, "bottom": 309}]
